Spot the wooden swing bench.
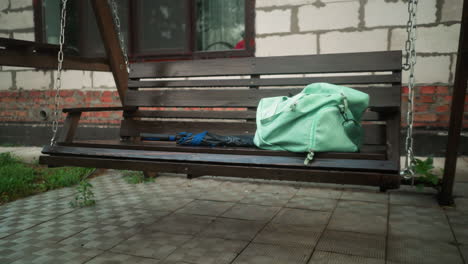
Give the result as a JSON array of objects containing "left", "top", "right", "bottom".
[{"left": 40, "top": 50, "right": 402, "bottom": 191}]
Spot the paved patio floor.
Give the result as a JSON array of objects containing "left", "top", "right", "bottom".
[{"left": 1, "top": 169, "right": 467, "bottom": 264}]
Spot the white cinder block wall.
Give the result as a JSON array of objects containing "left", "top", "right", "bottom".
[
  {"left": 255, "top": 0, "right": 463, "bottom": 85},
  {"left": 0, "top": 0, "right": 464, "bottom": 90}
]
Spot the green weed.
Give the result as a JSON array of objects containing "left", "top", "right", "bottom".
[
  {"left": 412, "top": 157, "right": 441, "bottom": 191},
  {"left": 69, "top": 180, "right": 96, "bottom": 208},
  {"left": 122, "top": 170, "right": 155, "bottom": 184}
]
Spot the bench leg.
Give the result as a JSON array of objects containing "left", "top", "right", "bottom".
[{"left": 143, "top": 171, "right": 159, "bottom": 178}]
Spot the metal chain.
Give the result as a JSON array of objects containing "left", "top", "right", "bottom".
[
  {"left": 401, "top": 0, "right": 418, "bottom": 181},
  {"left": 109, "top": 0, "right": 129, "bottom": 72},
  {"left": 50, "top": 0, "right": 68, "bottom": 146}
]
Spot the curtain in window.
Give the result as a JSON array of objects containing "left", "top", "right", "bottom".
[{"left": 196, "top": 0, "right": 245, "bottom": 51}]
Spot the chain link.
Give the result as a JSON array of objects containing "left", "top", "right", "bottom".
[
  {"left": 401, "top": 0, "right": 418, "bottom": 181},
  {"left": 50, "top": 0, "right": 68, "bottom": 146},
  {"left": 109, "top": 0, "right": 129, "bottom": 72}
]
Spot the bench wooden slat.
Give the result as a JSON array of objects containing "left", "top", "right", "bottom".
[
  {"left": 61, "top": 139, "right": 388, "bottom": 160},
  {"left": 42, "top": 145, "right": 397, "bottom": 172},
  {"left": 120, "top": 120, "right": 386, "bottom": 145},
  {"left": 124, "top": 86, "right": 401, "bottom": 108},
  {"left": 129, "top": 74, "right": 400, "bottom": 88},
  {"left": 124, "top": 109, "right": 383, "bottom": 121},
  {"left": 130, "top": 51, "right": 402, "bottom": 78}
]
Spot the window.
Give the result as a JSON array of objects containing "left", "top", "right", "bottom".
[{"left": 35, "top": 0, "right": 255, "bottom": 60}]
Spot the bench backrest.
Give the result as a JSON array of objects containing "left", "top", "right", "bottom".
[{"left": 121, "top": 51, "right": 402, "bottom": 146}]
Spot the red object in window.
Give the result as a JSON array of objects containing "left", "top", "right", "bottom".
[{"left": 234, "top": 39, "right": 245, "bottom": 50}]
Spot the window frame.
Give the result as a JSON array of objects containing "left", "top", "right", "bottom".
[{"left": 34, "top": 0, "right": 256, "bottom": 61}]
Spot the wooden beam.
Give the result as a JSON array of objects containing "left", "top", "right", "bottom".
[
  {"left": 439, "top": 0, "right": 468, "bottom": 205},
  {"left": 0, "top": 50, "right": 110, "bottom": 71},
  {"left": 58, "top": 112, "right": 81, "bottom": 143},
  {"left": 90, "top": 0, "right": 128, "bottom": 105}
]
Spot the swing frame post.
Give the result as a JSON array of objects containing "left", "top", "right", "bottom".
[
  {"left": 439, "top": 0, "right": 467, "bottom": 206},
  {"left": 90, "top": 0, "right": 128, "bottom": 104}
]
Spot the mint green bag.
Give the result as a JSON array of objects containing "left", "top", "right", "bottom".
[{"left": 253, "top": 83, "right": 369, "bottom": 165}]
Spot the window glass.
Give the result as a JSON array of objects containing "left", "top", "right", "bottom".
[
  {"left": 43, "top": 0, "right": 60, "bottom": 44},
  {"left": 137, "top": 0, "right": 188, "bottom": 54},
  {"left": 196, "top": 0, "right": 245, "bottom": 51},
  {"left": 83, "top": 0, "right": 129, "bottom": 57}
]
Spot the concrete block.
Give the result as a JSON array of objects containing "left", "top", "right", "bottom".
[
  {"left": 55, "top": 70, "right": 92, "bottom": 89},
  {"left": 320, "top": 29, "right": 388, "bottom": 54},
  {"left": 391, "top": 24, "right": 460, "bottom": 53},
  {"left": 93, "top": 72, "right": 116, "bottom": 88},
  {"left": 13, "top": 32, "right": 34, "bottom": 41},
  {"left": 0, "top": 1, "right": 9, "bottom": 12},
  {"left": 402, "top": 55, "right": 451, "bottom": 84},
  {"left": 256, "top": 9, "right": 291, "bottom": 35},
  {"left": 10, "top": 0, "right": 32, "bottom": 9},
  {"left": 441, "top": 0, "right": 464, "bottom": 22},
  {"left": 366, "top": 0, "right": 437, "bottom": 27},
  {"left": 0, "top": 10, "right": 34, "bottom": 30},
  {"left": 256, "top": 33, "right": 317, "bottom": 57},
  {"left": 0, "top": 32, "right": 9, "bottom": 38},
  {"left": 256, "top": 0, "right": 314, "bottom": 8},
  {"left": 0, "top": 72, "right": 13, "bottom": 90},
  {"left": 450, "top": 55, "right": 457, "bottom": 84},
  {"left": 16, "top": 70, "right": 52, "bottom": 90},
  {"left": 298, "top": 2, "right": 359, "bottom": 31},
  {"left": 2, "top": 66, "right": 35, "bottom": 71}
]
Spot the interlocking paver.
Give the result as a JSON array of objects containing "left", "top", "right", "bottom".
[
  {"left": 0, "top": 238, "right": 44, "bottom": 264},
  {"left": 199, "top": 218, "right": 265, "bottom": 241},
  {"left": 165, "top": 237, "right": 248, "bottom": 264},
  {"left": 272, "top": 208, "right": 331, "bottom": 228},
  {"left": 286, "top": 196, "right": 337, "bottom": 211},
  {"left": 1, "top": 168, "right": 465, "bottom": 264},
  {"left": 389, "top": 205, "right": 453, "bottom": 242},
  {"left": 341, "top": 190, "right": 388, "bottom": 203},
  {"left": 328, "top": 200, "right": 387, "bottom": 235},
  {"left": 389, "top": 192, "right": 439, "bottom": 207},
  {"left": 232, "top": 243, "right": 311, "bottom": 264},
  {"left": 176, "top": 200, "right": 234, "bottom": 216},
  {"left": 59, "top": 224, "right": 141, "bottom": 250},
  {"left": 199, "top": 190, "right": 247, "bottom": 202},
  {"left": 222, "top": 204, "right": 280, "bottom": 221},
  {"left": 309, "top": 251, "right": 385, "bottom": 264},
  {"left": 146, "top": 213, "right": 215, "bottom": 235},
  {"left": 85, "top": 252, "right": 159, "bottom": 264},
  {"left": 451, "top": 224, "right": 468, "bottom": 244},
  {"left": 387, "top": 236, "right": 464, "bottom": 264},
  {"left": 9, "top": 244, "right": 102, "bottom": 264},
  {"left": 461, "top": 245, "right": 468, "bottom": 263},
  {"left": 296, "top": 187, "right": 342, "bottom": 199},
  {"left": 253, "top": 223, "right": 322, "bottom": 248},
  {"left": 111, "top": 231, "right": 192, "bottom": 260},
  {"left": 254, "top": 183, "right": 299, "bottom": 195},
  {"left": 5, "top": 218, "right": 93, "bottom": 245},
  {"left": 57, "top": 206, "right": 170, "bottom": 228},
  {"left": 316, "top": 230, "right": 386, "bottom": 259},
  {"left": 240, "top": 191, "right": 295, "bottom": 207}
]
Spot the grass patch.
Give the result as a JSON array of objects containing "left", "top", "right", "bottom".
[
  {"left": 0, "top": 152, "right": 94, "bottom": 204},
  {"left": 122, "top": 170, "right": 155, "bottom": 184}
]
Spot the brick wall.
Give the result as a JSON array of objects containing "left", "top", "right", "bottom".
[{"left": 0, "top": 0, "right": 467, "bottom": 130}]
